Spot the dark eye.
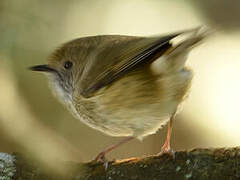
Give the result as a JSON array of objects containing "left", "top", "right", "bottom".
[{"left": 64, "top": 61, "right": 73, "bottom": 69}]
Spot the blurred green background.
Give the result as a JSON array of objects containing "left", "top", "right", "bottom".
[{"left": 0, "top": 0, "right": 240, "bottom": 170}]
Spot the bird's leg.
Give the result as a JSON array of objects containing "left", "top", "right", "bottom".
[
  {"left": 158, "top": 111, "right": 176, "bottom": 156},
  {"left": 94, "top": 136, "right": 134, "bottom": 169}
]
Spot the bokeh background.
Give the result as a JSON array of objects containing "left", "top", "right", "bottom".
[{"left": 1, "top": 0, "right": 240, "bottom": 171}]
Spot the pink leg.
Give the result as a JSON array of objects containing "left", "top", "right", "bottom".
[
  {"left": 158, "top": 112, "right": 176, "bottom": 155},
  {"left": 94, "top": 136, "right": 134, "bottom": 168}
]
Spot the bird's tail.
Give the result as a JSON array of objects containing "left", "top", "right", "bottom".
[
  {"left": 151, "top": 27, "right": 213, "bottom": 74},
  {"left": 169, "top": 26, "right": 212, "bottom": 53}
]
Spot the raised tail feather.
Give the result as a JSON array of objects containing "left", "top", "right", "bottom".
[{"left": 151, "top": 27, "right": 212, "bottom": 74}]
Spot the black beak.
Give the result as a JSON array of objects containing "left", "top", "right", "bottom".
[{"left": 29, "top": 64, "right": 57, "bottom": 73}]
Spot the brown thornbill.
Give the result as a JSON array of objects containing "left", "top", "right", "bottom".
[{"left": 30, "top": 27, "right": 210, "bottom": 166}]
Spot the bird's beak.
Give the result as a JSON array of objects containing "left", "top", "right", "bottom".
[{"left": 29, "top": 64, "right": 57, "bottom": 73}]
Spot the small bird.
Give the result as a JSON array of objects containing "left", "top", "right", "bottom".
[{"left": 30, "top": 27, "right": 209, "bottom": 164}]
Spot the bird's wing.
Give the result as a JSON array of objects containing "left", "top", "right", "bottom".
[{"left": 79, "top": 31, "right": 187, "bottom": 98}]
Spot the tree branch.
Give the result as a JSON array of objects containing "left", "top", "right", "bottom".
[{"left": 1, "top": 147, "right": 240, "bottom": 180}]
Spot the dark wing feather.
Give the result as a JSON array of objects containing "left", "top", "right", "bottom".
[{"left": 80, "top": 33, "right": 180, "bottom": 98}]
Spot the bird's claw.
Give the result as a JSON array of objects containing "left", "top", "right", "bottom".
[
  {"left": 94, "top": 152, "right": 109, "bottom": 170},
  {"left": 158, "top": 146, "right": 175, "bottom": 158}
]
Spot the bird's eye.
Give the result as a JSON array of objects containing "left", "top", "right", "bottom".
[{"left": 64, "top": 61, "right": 73, "bottom": 69}]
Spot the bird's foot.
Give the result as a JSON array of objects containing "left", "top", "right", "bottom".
[
  {"left": 94, "top": 151, "right": 109, "bottom": 170},
  {"left": 93, "top": 137, "right": 134, "bottom": 170},
  {"left": 158, "top": 144, "right": 175, "bottom": 158}
]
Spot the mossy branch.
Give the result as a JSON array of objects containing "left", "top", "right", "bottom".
[{"left": 1, "top": 147, "right": 240, "bottom": 180}]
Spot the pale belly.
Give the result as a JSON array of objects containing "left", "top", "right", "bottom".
[
  {"left": 94, "top": 100, "right": 178, "bottom": 139},
  {"left": 73, "top": 68, "right": 193, "bottom": 139}
]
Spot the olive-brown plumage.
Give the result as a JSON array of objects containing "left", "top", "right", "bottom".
[{"left": 30, "top": 27, "right": 209, "bottom": 163}]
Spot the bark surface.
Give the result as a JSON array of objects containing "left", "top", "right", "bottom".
[{"left": 1, "top": 147, "right": 240, "bottom": 180}]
